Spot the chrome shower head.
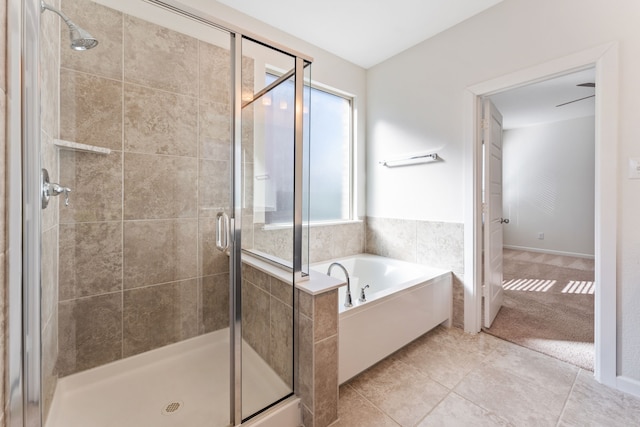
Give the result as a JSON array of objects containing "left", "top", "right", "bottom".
[{"left": 41, "top": 1, "right": 98, "bottom": 51}]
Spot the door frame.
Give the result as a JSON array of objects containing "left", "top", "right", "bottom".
[{"left": 463, "top": 42, "right": 619, "bottom": 387}]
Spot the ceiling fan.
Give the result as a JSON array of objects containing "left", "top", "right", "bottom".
[{"left": 555, "top": 82, "right": 595, "bottom": 107}]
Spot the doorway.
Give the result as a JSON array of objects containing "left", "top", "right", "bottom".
[
  {"left": 482, "top": 68, "right": 596, "bottom": 370},
  {"left": 463, "top": 43, "right": 619, "bottom": 387}
]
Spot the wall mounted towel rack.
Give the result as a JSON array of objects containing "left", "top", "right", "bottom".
[{"left": 379, "top": 152, "right": 439, "bottom": 167}]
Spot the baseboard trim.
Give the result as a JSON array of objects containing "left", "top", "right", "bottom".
[
  {"left": 503, "top": 245, "right": 594, "bottom": 260},
  {"left": 617, "top": 375, "right": 640, "bottom": 398}
]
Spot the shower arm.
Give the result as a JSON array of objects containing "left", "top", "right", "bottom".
[{"left": 41, "top": 1, "right": 78, "bottom": 31}]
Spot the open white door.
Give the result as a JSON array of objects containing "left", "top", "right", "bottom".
[{"left": 483, "top": 99, "right": 505, "bottom": 328}]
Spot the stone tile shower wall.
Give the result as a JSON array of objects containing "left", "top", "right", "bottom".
[
  {"left": 366, "top": 217, "right": 465, "bottom": 328},
  {"left": 56, "top": 0, "right": 244, "bottom": 376},
  {"left": 242, "top": 263, "right": 294, "bottom": 386},
  {"left": 40, "top": 0, "right": 61, "bottom": 418}
]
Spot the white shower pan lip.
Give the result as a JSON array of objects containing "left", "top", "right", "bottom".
[{"left": 46, "top": 328, "right": 292, "bottom": 427}]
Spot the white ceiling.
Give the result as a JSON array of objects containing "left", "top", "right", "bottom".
[
  {"left": 489, "top": 68, "right": 596, "bottom": 130},
  {"left": 215, "top": 0, "right": 594, "bottom": 128},
  {"left": 216, "top": 0, "right": 503, "bottom": 69}
]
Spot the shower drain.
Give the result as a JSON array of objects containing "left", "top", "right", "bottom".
[{"left": 161, "top": 401, "right": 183, "bottom": 416}]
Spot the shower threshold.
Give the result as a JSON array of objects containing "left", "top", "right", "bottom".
[{"left": 45, "top": 328, "right": 291, "bottom": 427}]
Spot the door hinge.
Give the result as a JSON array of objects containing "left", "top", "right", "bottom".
[
  {"left": 481, "top": 284, "right": 487, "bottom": 297},
  {"left": 482, "top": 202, "right": 488, "bottom": 213},
  {"left": 481, "top": 118, "right": 489, "bottom": 130}
]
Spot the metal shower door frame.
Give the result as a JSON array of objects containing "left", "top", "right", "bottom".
[{"left": 10, "top": 0, "right": 313, "bottom": 426}]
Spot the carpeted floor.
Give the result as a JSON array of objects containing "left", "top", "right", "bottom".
[{"left": 484, "top": 249, "right": 595, "bottom": 371}]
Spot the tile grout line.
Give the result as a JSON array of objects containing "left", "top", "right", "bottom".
[
  {"left": 452, "top": 391, "right": 513, "bottom": 427},
  {"left": 343, "top": 383, "right": 402, "bottom": 426},
  {"left": 120, "top": 9, "right": 126, "bottom": 362},
  {"left": 555, "top": 368, "right": 581, "bottom": 427},
  {"left": 412, "top": 389, "right": 452, "bottom": 427}
]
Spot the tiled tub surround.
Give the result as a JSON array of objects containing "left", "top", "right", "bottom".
[
  {"left": 366, "top": 217, "right": 464, "bottom": 328},
  {"left": 312, "top": 255, "right": 452, "bottom": 384},
  {"left": 242, "top": 262, "right": 295, "bottom": 387},
  {"left": 237, "top": 255, "right": 342, "bottom": 427},
  {"left": 55, "top": 0, "right": 250, "bottom": 377},
  {"left": 252, "top": 220, "right": 365, "bottom": 265},
  {"left": 298, "top": 287, "right": 340, "bottom": 427}
]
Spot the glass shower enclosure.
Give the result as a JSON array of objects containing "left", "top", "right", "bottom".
[{"left": 17, "top": 0, "right": 311, "bottom": 426}]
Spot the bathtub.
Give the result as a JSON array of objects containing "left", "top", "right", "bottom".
[{"left": 312, "top": 254, "right": 452, "bottom": 384}]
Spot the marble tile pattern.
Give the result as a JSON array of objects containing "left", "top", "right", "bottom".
[
  {"left": 123, "top": 83, "right": 198, "bottom": 156},
  {"left": 123, "top": 279, "right": 198, "bottom": 357},
  {"left": 123, "top": 153, "right": 198, "bottom": 219},
  {"left": 59, "top": 150, "right": 123, "bottom": 223},
  {"left": 58, "top": 293, "right": 123, "bottom": 376},
  {"left": 252, "top": 221, "right": 365, "bottom": 266},
  {"left": 60, "top": 69, "right": 123, "bottom": 150},
  {"left": 338, "top": 325, "right": 640, "bottom": 427},
  {"left": 40, "top": 3, "right": 60, "bottom": 421},
  {"left": 59, "top": 222, "right": 122, "bottom": 300},
  {"left": 200, "top": 273, "right": 229, "bottom": 333},
  {"left": 123, "top": 219, "right": 198, "bottom": 289},
  {"left": 298, "top": 287, "right": 339, "bottom": 427},
  {"left": 366, "top": 216, "right": 464, "bottom": 327},
  {"left": 308, "top": 221, "right": 365, "bottom": 263},
  {"left": 56, "top": 0, "right": 243, "bottom": 377},
  {"left": 123, "top": 15, "right": 198, "bottom": 96},
  {"left": 242, "top": 264, "right": 295, "bottom": 387}
]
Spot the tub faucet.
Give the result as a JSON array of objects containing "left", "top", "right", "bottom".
[
  {"left": 327, "top": 262, "right": 353, "bottom": 307},
  {"left": 359, "top": 284, "right": 370, "bottom": 302}
]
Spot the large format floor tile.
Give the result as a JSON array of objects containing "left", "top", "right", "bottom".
[
  {"left": 348, "top": 356, "right": 449, "bottom": 426},
  {"left": 337, "top": 326, "right": 640, "bottom": 427},
  {"left": 417, "top": 393, "right": 511, "bottom": 427},
  {"left": 558, "top": 370, "right": 640, "bottom": 427}
]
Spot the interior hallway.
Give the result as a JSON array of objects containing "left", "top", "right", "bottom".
[{"left": 334, "top": 326, "right": 640, "bottom": 427}]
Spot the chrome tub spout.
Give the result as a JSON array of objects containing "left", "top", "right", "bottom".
[{"left": 327, "top": 262, "right": 353, "bottom": 307}]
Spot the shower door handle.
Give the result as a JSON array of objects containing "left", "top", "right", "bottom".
[{"left": 216, "top": 212, "right": 230, "bottom": 252}]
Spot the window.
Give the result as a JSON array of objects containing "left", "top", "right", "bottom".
[{"left": 261, "top": 73, "right": 352, "bottom": 224}]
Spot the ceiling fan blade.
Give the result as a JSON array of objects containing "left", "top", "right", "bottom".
[
  {"left": 577, "top": 82, "right": 596, "bottom": 87},
  {"left": 555, "top": 94, "right": 595, "bottom": 107}
]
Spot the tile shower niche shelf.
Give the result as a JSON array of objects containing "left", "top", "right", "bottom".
[{"left": 54, "top": 139, "right": 111, "bottom": 155}]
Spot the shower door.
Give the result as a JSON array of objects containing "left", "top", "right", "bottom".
[
  {"left": 37, "top": 1, "right": 241, "bottom": 426},
  {"left": 236, "top": 37, "right": 310, "bottom": 422},
  {"left": 29, "top": 1, "right": 309, "bottom": 426}
]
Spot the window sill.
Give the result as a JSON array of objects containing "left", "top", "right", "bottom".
[{"left": 261, "top": 218, "right": 363, "bottom": 231}]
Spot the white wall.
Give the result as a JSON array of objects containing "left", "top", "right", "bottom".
[
  {"left": 366, "top": 0, "right": 640, "bottom": 381},
  {"left": 502, "top": 116, "right": 595, "bottom": 257}
]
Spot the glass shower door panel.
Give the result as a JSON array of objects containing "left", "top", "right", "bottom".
[
  {"left": 240, "top": 38, "right": 296, "bottom": 420},
  {"left": 40, "top": 1, "right": 233, "bottom": 426}
]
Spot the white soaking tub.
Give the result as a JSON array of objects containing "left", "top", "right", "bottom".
[{"left": 312, "top": 254, "right": 452, "bottom": 384}]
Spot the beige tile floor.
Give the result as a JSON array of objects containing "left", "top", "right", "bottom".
[{"left": 334, "top": 326, "right": 640, "bottom": 427}]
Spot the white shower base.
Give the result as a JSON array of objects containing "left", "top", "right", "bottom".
[{"left": 45, "top": 328, "right": 292, "bottom": 427}]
